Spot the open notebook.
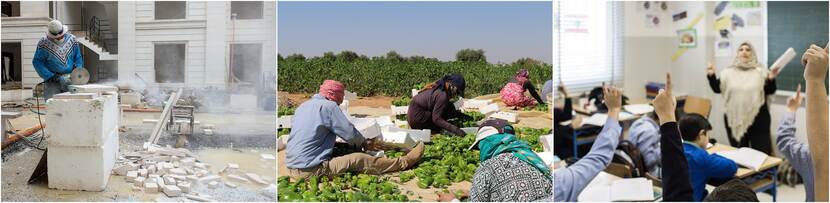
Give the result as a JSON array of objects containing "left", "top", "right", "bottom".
[
  {"left": 714, "top": 147, "right": 769, "bottom": 171},
  {"left": 578, "top": 176, "right": 655, "bottom": 202}
]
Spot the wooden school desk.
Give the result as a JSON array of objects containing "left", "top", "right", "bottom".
[{"left": 706, "top": 144, "right": 783, "bottom": 201}]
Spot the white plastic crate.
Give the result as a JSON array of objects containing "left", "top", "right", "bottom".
[
  {"left": 278, "top": 115, "right": 292, "bottom": 129},
  {"left": 380, "top": 131, "right": 417, "bottom": 149},
  {"left": 353, "top": 118, "right": 381, "bottom": 139},
  {"left": 489, "top": 111, "right": 518, "bottom": 123},
  {"left": 479, "top": 103, "right": 499, "bottom": 115}
]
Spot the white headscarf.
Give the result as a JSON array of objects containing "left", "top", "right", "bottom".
[{"left": 719, "top": 42, "right": 769, "bottom": 141}]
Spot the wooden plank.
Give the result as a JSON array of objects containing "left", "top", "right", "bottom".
[{"left": 147, "top": 88, "right": 182, "bottom": 144}]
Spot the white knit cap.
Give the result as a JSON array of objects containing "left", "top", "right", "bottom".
[{"left": 47, "top": 20, "right": 67, "bottom": 39}]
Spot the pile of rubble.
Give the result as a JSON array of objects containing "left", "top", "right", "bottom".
[{"left": 112, "top": 144, "right": 273, "bottom": 201}]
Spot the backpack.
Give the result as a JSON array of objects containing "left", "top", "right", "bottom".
[{"left": 612, "top": 140, "right": 648, "bottom": 178}]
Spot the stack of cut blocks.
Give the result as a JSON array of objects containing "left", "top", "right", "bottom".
[{"left": 46, "top": 85, "right": 120, "bottom": 191}]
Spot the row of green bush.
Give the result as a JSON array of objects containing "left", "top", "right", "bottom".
[{"left": 277, "top": 52, "right": 552, "bottom": 97}]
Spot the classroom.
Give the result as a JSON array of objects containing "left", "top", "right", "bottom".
[{"left": 553, "top": 1, "right": 828, "bottom": 202}]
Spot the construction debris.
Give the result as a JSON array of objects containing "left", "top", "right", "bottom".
[{"left": 111, "top": 144, "right": 272, "bottom": 198}]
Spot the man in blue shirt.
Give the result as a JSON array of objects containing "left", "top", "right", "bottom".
[
  {"left": 679, "top": 113, "right": 738, "bottom": 201},
  {"left": 284, "top": 80, "right": 424, "bottom": 179},
  {"left": 32, "top": 20, "right": 84, "bottom": 99}
]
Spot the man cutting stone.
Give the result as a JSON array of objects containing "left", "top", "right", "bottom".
[{"left": 32, "top": 20, "right": 84, "bottom": 99}]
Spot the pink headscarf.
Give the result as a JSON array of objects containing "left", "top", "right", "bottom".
[
  {"left": 319, "top": 80, "right": 345, "bottom": 104},
  {"left": 516, "top": 69, "right": 530, "bottom": 85}
]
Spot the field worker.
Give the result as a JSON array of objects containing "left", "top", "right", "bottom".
[
  {"left": 285, "top": 80, "right": 425, "bottom": 179},
  {"left": 408, "top": 73, "right": 471, "bottom": 136},
  {"left": 706, "top": 42, "right": 779, "bottom": 154},
  {"left": 33, "top": 20, "right": 84, "bottom": 99},
  {"left": 554, "top": 86, "right": 623, "bottom": 201},
  {"left": 500, "top": 69, "right": 544, "bottom": 109},
  {"left": 775, "top": 85, "right": 815, "bottom": 201},
  {"left": 466, "top": 119, "right": 552, "bottom": 201}
]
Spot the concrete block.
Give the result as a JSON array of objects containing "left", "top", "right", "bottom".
[
  {"left": 194, "top": 162, "right": 207, "bottom": 169},
  {"left": 180, "top": 158, "right": 195, "bottom": 167},
  {"left": 225, "top": 182, "right": 238, "bottom": 188},
  {"left": 186, "top": 175, "right": 198, "bottom": 183},
  {"left": 490, "top": 111, "right": 518, "bottom": 123},
  {"left": 177, "top": 182, "right": 191, "bottom": 193},
  {"left": 379, "top": 131, "right": 417, "bottom": 149},
  {"left": 227, "top": 174, "right": 249, "bottom": 183},
  {"left": 126, "top": 171, "right": 138, "bottom": 182},
  {"left": 156, "top": 176, "right": 166, "bottom": 188},
  {"left": 132, "top": 186, "right": 142, "bottom": 192},
  {"left": 134, "top": 177, "right": 146, "bottom": 187},
  {"left": 162, "top": 185, "right": 182, "bottom": 197},
  {"left": 145, "top": 183, "right": 159, "bottom": 193},
  {"left": 68, "top": 84, "right": 118, "bottom": 94},
  {"left": 113, "top": 162, "right": 139, "bottom": 176},
  {"left": 170, "top": 168, "right": 187, "bottom": 176},
  {"left": 246, "top": 173, "right": 269, "bottom": 185},
  {"left": 199, "top": 175, "right": 221, "bottom": 184},
  {"left": 46, "top": 93, "right": 119, "bottom": 147},
  {"left": 149, "top": 174, "right": 161, "bottom": 181},
  {"left": 47, "top": 133, "right": 118, "bottom": 191},
  {"left": 164, "top": 176, "right": 177, "bottom": 185},
  {"left": 171, "top": 175, "right": 186, "bottom": 181},
  {"left": 120, "top": 92, "right": 142, "bottom": 106},
  {"left": 208, "top": 181, "right": 219, "bottom": 189},
  {"left": 479, "top": 103, "right": 499, "bottom": 115},
  {"left": 138, "top": 169, "right": 148, "bottom": 177}
]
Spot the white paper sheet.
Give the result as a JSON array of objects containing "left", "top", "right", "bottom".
[{"left": 715, "top": 147, "right": 768, "bottom": 170}]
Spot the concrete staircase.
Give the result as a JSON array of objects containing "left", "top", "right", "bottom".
[{"left": 73, "top": 31, "right": 118, "bottom": 61}]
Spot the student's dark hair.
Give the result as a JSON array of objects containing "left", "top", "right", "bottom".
[
  {"left": 704, "top": 179, "right": 759, "bottom": 202},
  {"left": 678, "top": 113, "right": 712, "bottom": 142}
]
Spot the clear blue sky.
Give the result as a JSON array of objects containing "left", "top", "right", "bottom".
[{"left": 278, "top": 1, "right": 552, "bottom": 64}]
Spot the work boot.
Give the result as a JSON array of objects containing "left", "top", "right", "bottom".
[{"left": 401, "top": 142, "right": 424, "bottom": 169}]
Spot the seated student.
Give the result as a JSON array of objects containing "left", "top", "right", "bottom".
[
  {"left": 777, "top": 86, "right": 815, "bottom": 201},
  {"left": 679, "top": 113, "right": 738, "bottom": 201},
  {"left": 553, "top": 82, "right": 576, "bottom": 158},
  {"left": 627, "top": 111, "right": 662, "bottom": 177},
  {"left": 703, "top": 179, "right": 760, "bottom": 202},
  {"left": 554, "top": 86, "right": 623, "bottom": 201}
]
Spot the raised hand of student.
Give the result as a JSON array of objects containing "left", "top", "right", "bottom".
[
  {"left": 787, "top": 84, "right": 803, "bottom": 113},
  {"left": 558, "top": 81, "right": 569, "bottom": 98},
  {"left": 803, "top": 44, "right": 829, "bottom": 82},
  {"left": 603, "top": 85, "right": 622, "bottom": 120},
  {"left": 707, "top": 63, "right": 716, "bottom": 76},
  {"left": 653, "top": 73, "right": 676, "bottom": 124}
]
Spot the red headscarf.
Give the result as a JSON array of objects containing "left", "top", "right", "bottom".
[{"left": 319, "top": 80, "right": 345, "bottom": 104}]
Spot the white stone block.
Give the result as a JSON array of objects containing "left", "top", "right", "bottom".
[
  {"left": 145, "top": 183, "right": 159, "bottom": 193},
  {"left": 126, "top": 171, "right": 138, "bottom": 182},
  {"left": 490, "top": 111, "right": 518, "bottom": 123},
  {"left": 164, "top": 176, "right": 177, "bottom": 185},
  {"left": 208, "top": 181, "right": 219, "bottom": 189},
  {"left": 46, "top": 93, "right": 119, "bottom": 147},
  {"left": 170, "top": 168, "right": 187, "bottom": 176},
  {"left": 245, "top": 173, "right": 268, "bottom": 185},
  {"left": 120, "top": 92, "right": 142, "bottom": 106},
  {"left": 379, "top": 131, "right": 417, "bottom": 149},
  {"left": 138, "top": 169, "right": 148, "bottom": 177},
  {"left": 199, "top": 175, "right": 221, "bottom": 184},
  {"left": 177, "top": 182, "right": 191, "bottom": 193},
  {"left": 479, "top": 103, "right": 499, "bottom": 115},
  {"left": 47, "top": 132, "right": 118, "bottom": 191},
  {"left": 163, "top": 185, "right": 182, "bottom": 197},
  {"left": 225, "top": 182, "right": 238, "bottom": 188},
  {"left": 134, "top": 177, "right": 146, "bottom": 187},
  {"left": 227, "top": 174, "right": 249, "bottom": 183},
  {"left": 68, "top": 84, "right": 118, "bottom": 94}
]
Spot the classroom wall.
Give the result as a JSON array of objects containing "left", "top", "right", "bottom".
[{"left": 622, "top": 1, "right": 808, "bottom": 153}]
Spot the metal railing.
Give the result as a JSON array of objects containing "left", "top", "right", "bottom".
[{"left": 87, "top": 16, "right": 109, "bottom": 53}]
